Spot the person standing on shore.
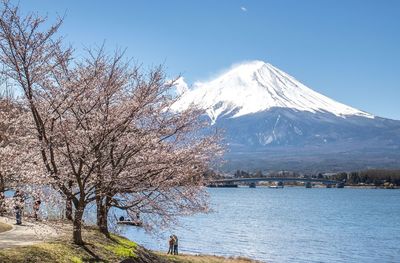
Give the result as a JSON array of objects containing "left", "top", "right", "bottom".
[
  {"left": 167, "top": 235, "right": 174, "bottom": 254},
  {"left": 0, "top": 192, "right": 5, "bottom": 216},
  {"left": 13, "top": 189, "right": 24, "bottom": 225},
  {"left": 33, "top": 198, "right": 41, "bottom": 221},
  {"left": 173, "top": 234, "right": 179, "bottom": 255}
]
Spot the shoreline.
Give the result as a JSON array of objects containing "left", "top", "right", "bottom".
[
  {"left": 228, "top": 184, "right": 399, "bottom": 189},
  {"left": 0, "top": 218, "right": 260, "bottom": 262}
]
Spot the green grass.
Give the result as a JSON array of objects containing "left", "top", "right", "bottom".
[
  {"left": 0, "top": 225, "right": 259, "bottom": 262},
  {"left": 0, "top": 228, "right": 142, "bottom": 263},
  {"left": 0, "top": 242, "right": 87, "bottom": 263},
  {"left": 0, "top": 221, "right": 12, "bottom": 233},
  {"left": 103, "top": 234, "right": 137, "bottom": 258},
  {"left": 70, "top": 256, "right": 83, "bottom": 263}
]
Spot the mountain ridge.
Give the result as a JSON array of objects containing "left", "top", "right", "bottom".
[
  {"left": 173, "top": 61, "right": 400, "bottom": 172},
  {"left": 173, "top": 61, "right": 374, "bottom": 123}
]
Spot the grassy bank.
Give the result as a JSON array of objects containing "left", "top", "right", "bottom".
[
  {"left": 0, "top": 225, "right": 259, "bottom": 263},
  {"left": 0, "top": 221, "right": 12, "bottom": 233}
]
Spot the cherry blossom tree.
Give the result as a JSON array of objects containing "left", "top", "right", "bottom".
[
  {"left": 0, "top": 85, "right": 38, "bottom": 189},
  {"left": 87, "top": 60, "right": 222, "bottom": 235},
  {"left": 0, "top": 1, "right": 222, "bottom": 245},
  {"left": 0, "top": 87, "right": 18, "bottom": 193},
  {"left": 51, "top": 48, "right": 222, "bottom": 236},
  {"left": 0, "top": 1, "right": 97, "bottom": 244}
]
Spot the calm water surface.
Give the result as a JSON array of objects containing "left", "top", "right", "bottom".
[{"left": 121, "top": 187, "right": 400, "bottom": 263}]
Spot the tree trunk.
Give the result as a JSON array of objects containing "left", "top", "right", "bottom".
[
  {"left": 73, "top": 203, "right": 84, "bottom": 245},
  {"left": 0, "top": 177, "right": 6, "bottom": 193},
  {"left": 0, "top": 173, "right": 5, "bottom": 193},
  {"left": 96, "top": 195, "right": 110, "bottom": 237},
  {"left": 0, "top": 174, "right": 4, "bottom": 216},
  {"left": 65, "top": 196, "right": 73, "bottom": 220},
  {"left": 65, "top": 181, "right": 73, "bottom": 220}
]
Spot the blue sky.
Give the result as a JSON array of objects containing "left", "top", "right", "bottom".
[{"left": 18, "top": 0, "right": 400, "bottom": 119}]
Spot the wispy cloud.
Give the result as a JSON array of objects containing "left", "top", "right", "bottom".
[{"left": 240, "top": 6, "right": 247, "bottom": 12}]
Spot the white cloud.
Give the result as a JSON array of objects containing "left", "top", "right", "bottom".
[{"left": 240, "top": 6, "right": 247, "bottom": 12}]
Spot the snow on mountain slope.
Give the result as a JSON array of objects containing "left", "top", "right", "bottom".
[{"left": 173, "top": 61, "right": 374, "bottom": 123}]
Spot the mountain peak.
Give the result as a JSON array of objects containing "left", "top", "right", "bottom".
[
  {"left": 210, "top": 60, "right": 270, "bottom": 82},
  {"left": 173, "top": 61, "right": 374, "bottom": 123},
  {"left": 226, "top": 60, "right": 269, "bottom": 71}
]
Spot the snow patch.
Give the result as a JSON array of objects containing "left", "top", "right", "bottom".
[
  {"left": 294, "top": 126, "right": 303, "bottom": 135},
  {"left": 172, "top": 61, "right": 374, "bottom": 122}
]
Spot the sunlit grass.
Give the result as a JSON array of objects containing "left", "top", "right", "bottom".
[
  {"left": 0, "top": 221, "right": 12, "bottom": 233},
  {"left": 0, "top": 225, "right": 259, "bottom": 262}
]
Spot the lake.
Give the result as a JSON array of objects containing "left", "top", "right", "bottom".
[{"left": 121, "top": 187, "right": 400, "bottom": 263}]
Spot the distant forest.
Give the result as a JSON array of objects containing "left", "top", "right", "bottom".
[
  {"left": 205, "top": 169, "right": 400, "bottom": 187},
  {"left": 331, "top": 169, "right": 400, "bottom": 186}
]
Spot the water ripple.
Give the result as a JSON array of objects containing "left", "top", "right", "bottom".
[{"left": 123, "top": 188, "right": 400, "bottom": 263}]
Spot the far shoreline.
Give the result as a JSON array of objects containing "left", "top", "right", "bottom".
[{"left": 218, "top": 184, "right": 399, "bottom": 189}]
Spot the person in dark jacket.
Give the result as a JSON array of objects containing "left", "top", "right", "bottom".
[
  {"left": 167, "top": 235, "right": 174, "bottom": 254},
  {"left": 13, "top": 190, "right": 24, "bottom": 225},
  {"left": 173, "top": 235, "right": 179, "bottom": 255},
  {"left": 33, "top": 198, "right": 41, "bottom": 221},
  {"left": 0, "top": 192, "right": 5, "bottom": 216}
]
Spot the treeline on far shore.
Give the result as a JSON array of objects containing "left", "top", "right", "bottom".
[
  {"left": 205, "top": 169, "right": 400, "bottom": 187},
  {"left": 330, "top": 169, "right": 400, "bottom": 187}
]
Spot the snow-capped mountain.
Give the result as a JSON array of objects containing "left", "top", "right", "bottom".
[
  {"left": 173, "top": 61, "right": 373, "bottom": 124},
  {"left": 174, "top": 61, "right": 400, "bottom": 172}
]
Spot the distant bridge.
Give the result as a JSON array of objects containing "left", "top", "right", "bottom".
[{"left": 208, "top": 177, "right": 344, "bottom": 188}]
